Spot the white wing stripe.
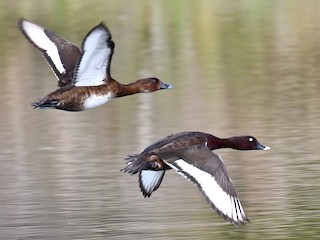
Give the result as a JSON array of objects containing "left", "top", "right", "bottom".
[
  {"left": 21, "top": 20, "right": 65, "bottom": 74},
  {"left": 231, "top": 196, "right": 237, "bottom": 221},
  {"left": 167, "top": 160, "right": 246, "bottom": 223},
  {"left": 226, "top": 196, "right": 232, "bottom": 220}
]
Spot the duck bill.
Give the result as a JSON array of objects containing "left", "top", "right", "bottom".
[
  {"left": 160, "top": 81, "right": 174, "bottom": 89},
  {"left": 256, "top": 143, "right": 271, "bottom": 150}
]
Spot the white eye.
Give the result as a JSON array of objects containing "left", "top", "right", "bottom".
[{"left": 249, "top": 137, "right": 253, "bottom": 142}]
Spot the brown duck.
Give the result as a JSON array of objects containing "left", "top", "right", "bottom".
[{"left": 18, "top": 18, "right": 173, "bottom": 111}]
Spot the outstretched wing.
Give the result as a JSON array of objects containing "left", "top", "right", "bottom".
[
  {"left": 17, "top": 18, "right": 81, "bottom": 87},
  {"left": 165, "top": 144, "right": 249, "bottom": 226},
  {"left": 73, "top": 22, "right": 114, "bottom": 87}
]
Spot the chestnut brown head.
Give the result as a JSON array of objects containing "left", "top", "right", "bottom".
[
  {"left": 137, "top": 77, "right": 174, "bottom": 93},
  {"left": 228, "top": 136, "right": 270, "bottom": 150}
]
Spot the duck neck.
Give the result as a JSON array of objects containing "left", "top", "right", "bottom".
[
  {"left": 206, "top": 136, "right": 231, "bottom": 150},
  {"left": 116, "top": 81, "right": 143, "bottom": 97}
]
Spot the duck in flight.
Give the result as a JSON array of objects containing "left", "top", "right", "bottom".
[
  {"left": 17, "top": 18, "right": 174, "bottom": 111},
  {"left": 122, "top": 131, "right": 270, "bottom": 226}
]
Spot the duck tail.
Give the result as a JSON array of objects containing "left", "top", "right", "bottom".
[
  {"left": 31, "top": 99, "right": 59, "bottom": 109},
  {"left": 121, "top": 154, "right": 154, "bottom": 175}
]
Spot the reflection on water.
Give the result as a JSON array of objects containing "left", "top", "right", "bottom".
[{"left": 1, "top": 1, "right": 320, "bottom": 239}]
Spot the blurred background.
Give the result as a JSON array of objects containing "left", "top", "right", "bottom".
[{"left": 1, "top": 0, "right": 320, "bottom": 239}]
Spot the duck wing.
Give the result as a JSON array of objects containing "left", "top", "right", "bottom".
[
  {"left": 139, "top": 170, "right": 166, "bottom": 198},
  {"left": 18, "top": 18, "right": 81, "bottom": 87},
  {"left": 144, "top": 131, "right": 208, "bottom": 154},
  {"left": 123, "top": 132, "right": 214, "bottom": 199},
  {"left": 133, "top": 132, "right": 209, "bottom": 197},
  {"left": 165, "top": 144, "right": 249, "bottom": 226},
  {"left": 73, "top": 22, "right": 115, "bottom": 87}
]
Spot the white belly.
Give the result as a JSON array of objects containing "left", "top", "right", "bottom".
[{"left": 83, "top": 92, "right": 113, "bottom": 109}]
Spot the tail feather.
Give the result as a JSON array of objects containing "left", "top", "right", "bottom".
[
  {"left": 121, "top": 154, "right": 156, "bottom": 175},
  {"left": 31, "top": 99, "right": 59, "bottom": 109}
]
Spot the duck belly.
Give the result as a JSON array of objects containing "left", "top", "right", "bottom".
[{"left": 83, "top": 92, "right": 113, "bottom": 109}]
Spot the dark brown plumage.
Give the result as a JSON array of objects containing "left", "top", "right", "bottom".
[
  {"left": 122, "top": 131, "right": 270, "bottom": 226},
  {"left": 18, "top": 18, "right": 173, "bottom": 111}
]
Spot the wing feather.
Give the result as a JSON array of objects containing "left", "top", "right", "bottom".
[
  {"left": 139, "top": 170, "right": 165, "bottom": 197},
  {"left": 18, "top": 18, "right": 81, "bottom": 87},
  {"left": 74, "top": 23, "right": 114, "bottom": 86},
  {"left": 165, "top": 145, "right": 248, "bottom": 225}
]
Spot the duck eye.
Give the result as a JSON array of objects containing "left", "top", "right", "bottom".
[
  {"left": 150, "top": 78, "right": 158, "bottom": 83},
  {"left": 248, "top": 137, "right": 253, "bottom": 142}
]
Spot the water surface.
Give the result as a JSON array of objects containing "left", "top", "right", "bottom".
[{"left": 1, "top": 1, "right": 320, "bottom": 239}]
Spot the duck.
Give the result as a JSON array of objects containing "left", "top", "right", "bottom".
[
  {"left": 17, "top": 18, "right": 174, "bottom": 111},
  {"left": 121, "top": 131, "right": 270, "bottom": 226}
]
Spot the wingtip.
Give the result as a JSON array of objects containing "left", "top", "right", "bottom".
[
  {"left": 140, "top": 181, "right": 153, "bottom": 198},
  {"left": 17, "top": 17, "right": 26, "bottom": 28},
  {"left": 235, "top": 217, "right": 249, "bottom": 227},
  {"left": 215, "top": 206, "right": 249, "bottom": 227},
  {"left": 141, "top": 190, "right": 152, "bottom": 198},
  {"left": 17, "top": 18, "right": 39, "bottom": 35},
  {"left": 96, "top": 21, "right": 109, "bottom": 31}
]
